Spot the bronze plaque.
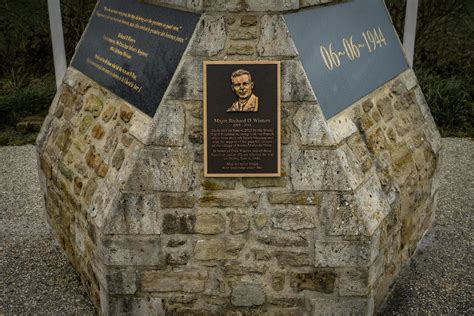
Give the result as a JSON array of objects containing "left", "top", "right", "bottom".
[{"left": 204, "top": 61, "right": 281, "bottom": 177}]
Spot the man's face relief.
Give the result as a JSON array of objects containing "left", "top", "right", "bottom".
[{"left": 231, "top": 74, "right": 253, "bottom": 100}]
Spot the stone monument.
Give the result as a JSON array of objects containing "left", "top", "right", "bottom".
[{"left": 37, "top": 0, "right": 441, "bottom": 314}]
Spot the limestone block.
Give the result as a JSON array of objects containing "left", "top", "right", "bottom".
[
  {"left": 99, "top": 235, "right": 161, "bottom": 266},
  {"left": 290, "top": 271, "right": 337, "bottom": 293},
  {"left": 293, "top": 103, "right": 334, "bottom": 146},
  {"left": 242, "top": 177, "right": 287, "bottom": 188},
  {"left": 376, "top": 96, "right": 395, "bottom": 122},
  {"left": 227, "top": 41, "right": 256, "bottom": 55},
  {"left": 103, "top": 193, "right": 159, "bottom": 235},
  {"left": 321, "top": 177, "right": 390, "bottom": 236},
  {"left": 327, "top": 110, "right": 359, "bottom": 145},
  {"left": 151, "top": 103, "right": 185, "bottom": 146},
  {"left": 315, "top": 232, "right": 380, "bottom": 267},
  {"left": 195, "top": 210, "right": 226, "bottom": 234},
  {"left": 272, "top": 207, "right": 315, "bottom": 231},
  {"left": 307, "top": 297, "right": 373, "bottom": 316},
  {"left": 267, "top": 191, "right": 318, "bottom": 205},
  {"left": 257, "top": 15, "right": 298, "bottom": 57},
  {"left": 127, "top": 109, "right": 153, "bottom": 145},
  {"left": 162, "top": 213, "right": 196, "bottom": 234},
  {"left": 245, "top": 0, "right": 299, "bottom": 11},
  {"left": 190, "top": 15, "right": 226, "bottom": 56},
  {"left": 240, "top": 15, "right": 258, "bottom": 27},
  {"left": 202, "top": 178, "right": 236, "bottom": 190},
  {"left": 291, "top": 148, "right": 364, "bottom": 191},
  {"left": 93, "top": 263, "right": 137, "bottom": 295},
  {"left": 167, "top": 56, "right": 203, "bottom": 100},
  {"left": 338, "top": 269, "right": 369, "bottom": 296},
  {"left": 257, "top": 231, "right": 308, "bottom": 247},
  {"left": 125, "top": 147, "right": 194, "bottom": 192},
  {"left": 140, "top": 270, "right": 208, "bottom": 293},
  {"left": 401, "top": 69, "right": 418, "bottom": 90},
  {"left": 275, "top": 250, "right": 311, "bottom": 267},
  {"left": 231, "top": 282, "right": 265, "bottom": 307},
  {"left": 194, "top": 238, "right": 245, "bottom": 260},
  {"left": 202, "top": 0, "right": 243, "bottom": 11},
  {"left": 160, "top": 193, "right": 196, "bottom": 208},
  {"left": 228, "top": 211, "right": 250, "bottom": 234},
  {"left": 109, "top": 296, "right": 165, "bottom": 315},
  {"left": 199, "top": 191, "right": 260, "bottom": 208},
  {"left": 281, "top": 60, "right": 316, "bottom": 102}
]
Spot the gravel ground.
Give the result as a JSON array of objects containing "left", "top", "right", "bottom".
[{"left": 0, "top": 138, "right": 472, "bottom": 315}]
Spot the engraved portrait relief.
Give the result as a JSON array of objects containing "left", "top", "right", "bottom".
[{"left": 227, "top": 69, "right": 259, "bottom": 112}]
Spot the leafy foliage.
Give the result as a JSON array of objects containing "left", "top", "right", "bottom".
[
  {"left": 386, "top": 0, "right": 473, "bottom": 136},
  {"left": 0, "top": 0, "right": 96, "bottom": 144}
]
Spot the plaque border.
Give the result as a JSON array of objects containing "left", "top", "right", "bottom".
[{"left": 203, "top": 60, "right": 281, "bottom": 178}]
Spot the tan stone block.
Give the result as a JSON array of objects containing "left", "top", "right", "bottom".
[
  {"left": 99, "top": 235, "right": 162, "bottom": 266},
  {"left": 84, "top": 94, "right": 104, "bottom": 118},
  {"left": 224, "top": 262, "right": 267, "bottom": 276},
  {"left": 101, "top": 104, "right": 115, "bottom": 123},
  {"left": 121, "top": 134, "right": 133, "bottom": 147},
  {"left": 241, "top": 15, "right": 258, "bottom": 27},
  {"left": 112, "top": 148, "right": 125, "bottom": 170},
  {"left": 160, "top": 193, "right": 196, "bottom": 208},
  {"left": 199, "top": 192, "right": 260, "bottom": 208},
  {"left": 231, "top": 281, "right": 265, "bottom": 307},
  {"left": 194, "top": 238, "right": 245, "bottom": 260},
  {"left": 361, "top": 99, "right": 374, "bottom": 112},
  {"left": 290, "top": 271, "right": 337, "bottom": 293},
  {"left": 202, "top": 178, "right": 236, "bottom": 190},
  {"left": 119, "top": 103, "right": 134, "bottom": 123},
  {"left": 307, "top": 297, "right": 373, "bottom": 316},
  {"left": 372, "top": 108, "right": 382, "bottom": 122},
  {"left": 272, "top": 207, "right": 315, "bottom": 231},
  {"left": 73, "top": 177, "right": 83, "bottom": 196},
  {"left": 267, "top": 191, "right": 318, "bottom": 205},
  {"left": 195, "top": 211, "right": 226, "bottom": 234},
  {"left": 377, "top": 96, "right": 395, "bottom": 122},
  {"left": 91, "top": 124, "right": 105, "bottom": 140},
  {"left": 227, "top": 41, "right": 255, "bottom": 55},
  {"left": 358, "top": 113, "right": 374, "bottom": 130},
  {"left": 79, "top": 115, "right": 94, "bottom": 134},
  {"left": 141, "top": 271, "right": 207, "bottom": 293},
  {"left": 338, "top": 268, "right": 369, "bottom": 296},
  {"left": 253, "top": 212, "right": 268, "bottom": 230},
  {"left": 257, "top": 231, "right": 308, "bottom": 247},
  {"left": 162, "top": 213, "right": 195, "bottom": 234},
  {"left": 275, "top": 251, "right": 311, "bottom": 267},
  {"left": 366, "top": 128, "right": 388, "bottom": 155},
  {"left": 229, "top": 211, "right": 249, "bottom": 234},
  {"left": 257, "top": 15, "right": 298, "bottom": 57},
  {"left": 293, "top": 103, "right": 333, "bottom": 146},
  {"left": 395, "top": 112, "right": 412, "bottom": 137},
  {"left": 271, "top": 272, "right": 285, "bottom": 291}
]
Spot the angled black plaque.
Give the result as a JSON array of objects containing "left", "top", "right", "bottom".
[
  {"left": 71, "top": 0, "right": 200, "bottom": 117},
  {"left": 285, "top": 0, "right": 408, "bottom": 119}
]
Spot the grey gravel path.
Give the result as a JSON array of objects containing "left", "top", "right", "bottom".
[
  {"left": 0, "top": 138, "right": 472, "bottom": 315},
  {"left": 0, "top": 145, "right": 95, "bottom": 315}
]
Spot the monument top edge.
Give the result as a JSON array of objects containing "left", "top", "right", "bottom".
[{"left": 142, "top": 0, "right": 337, "bottom": 13}]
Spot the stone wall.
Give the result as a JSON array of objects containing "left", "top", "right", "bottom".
[{"left": 37, "top": 2, "right": 441, "bottom": 315}]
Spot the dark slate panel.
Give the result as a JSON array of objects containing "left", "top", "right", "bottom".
[
  {"left": 285, "top": 0, "right": 408, "bottom": 119},
  {"left": 71, "top": 0, "right": 200, "bottom": 117}
]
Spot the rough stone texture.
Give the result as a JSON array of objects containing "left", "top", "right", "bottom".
[
  {"left": 231, "top": 282, "right": 266, "bottom": 307},
  {"left": 37, "top": 4, "right": 440, "bottom": 315}
]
